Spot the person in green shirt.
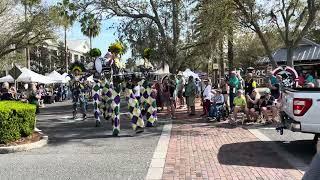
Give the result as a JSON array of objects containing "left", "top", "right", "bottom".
[
  {"left": 230, "top": 89, "right": 249, "bottom": 124},
  {"left": 228, "top": 71, "right": 240, "bottom": 109},
  {"left": 185, "top": 76, "right": 197, "bottom": 115}
]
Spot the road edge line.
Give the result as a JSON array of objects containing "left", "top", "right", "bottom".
[
  {"left": 145, "top": 122, "right": 172, "bottom": 180},
  {"left": 248, "top": 129, "right": 308, "bottom": 175}
]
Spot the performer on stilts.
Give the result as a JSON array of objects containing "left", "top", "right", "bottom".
[
  {"left": 125, "top": 74, "right": 145, "bottom": 133},
  {"left": 140, "top": 48, "right": 157, "bottom": 127},
  {"left": 69, "top": 61, "right": 88, "bottom": 120}
]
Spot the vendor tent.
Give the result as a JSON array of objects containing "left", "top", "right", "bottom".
[
  {"left": 183, "top": 69, "right": 200, "bottom": 79},
  {"left": 0, "top": 75, "right": 14, "bottom": 83},
  {"left": 17, "top": 68, "right": 54, "bottom": 84},
  {"left": 0, "top": 68, "right": 54, "bottom": 84},
  {"left": 62, "top": 73, "right": 71, "bottom": 82},
  {"left": 46, "top": 70, "right": 66, "bottom": 83},
  {"left": 153, "top": 64, "right": 170, "bottom": 75}
]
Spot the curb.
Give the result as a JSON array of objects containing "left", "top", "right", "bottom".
[
  {"left": 146, "top": 122, "right": 172, "bottom": 180},
  {"left": 0, "top": 135, "right": 48, "bottom": 154}
]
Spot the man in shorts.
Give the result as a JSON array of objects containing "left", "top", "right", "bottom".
[
  {"left": 230, "top": 89, "right": 249, "bottom": 124},
  {"left": 260, "top": 89, "right": 277, "bottom": 124}
]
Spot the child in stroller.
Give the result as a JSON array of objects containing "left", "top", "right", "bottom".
[{"left": 208, "top": 89, "right": 226, "bottom": 122}]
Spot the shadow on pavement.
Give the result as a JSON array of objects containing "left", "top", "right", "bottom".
[
  {"left": 37, "top": 103, "right": 164, "bottom": 147},
  {"left": 276, "top": 140, "right": 316, "bottom": 164},
  {"left": 218, "top": 140, "right": 303, "bottom": 169}
]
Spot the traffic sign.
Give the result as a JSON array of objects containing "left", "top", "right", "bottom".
[{"left": 9, "top": 65, "right": 22, "bottom": 80}]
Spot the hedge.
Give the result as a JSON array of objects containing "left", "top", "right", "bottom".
[{"left": 0, "top": 101, "right": 36, "bottom": 144}]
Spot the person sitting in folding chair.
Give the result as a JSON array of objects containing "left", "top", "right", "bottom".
[
  {"left": 260, "top": 88, "right": 278, "bottom": 124},
  {"left": 230, "top": 89, "right": 249, "bottom": 125}
]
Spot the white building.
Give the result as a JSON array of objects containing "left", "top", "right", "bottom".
[{"left": 45, "top": 39, "right": 90, "bottom": 63}]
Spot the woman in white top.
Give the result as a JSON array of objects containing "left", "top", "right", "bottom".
[{"left": 201, "top": 79, "right": 212, "bottom": 117}]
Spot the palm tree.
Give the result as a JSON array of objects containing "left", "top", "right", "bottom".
[
  {"left": 51, "top": 0, "right": 77, "bottom": 73},
  {"left": 80, "top": 13, "right": 101, "bottom": 50},
  {"left": 21, "top": 0, "right": 41, "bottom": 69}
]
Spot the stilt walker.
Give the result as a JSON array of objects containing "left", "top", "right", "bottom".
[
  {"left": 146, "top": 82, "right": 157, "bottom": 127},
  {"left": 141, "top": 48, "right": 157, "bottom": 127},
  {"left": 126, "top": 75, "right": 144, "bottom": 133},
  {"left": 92, "top": 81, "right": 102, "bottom": 126},
  {"left": 143, "top": 78, "right": 157, "bottom": 127},
  {"left": 108, "top": 41, "right": 126, "bottom": 136},
  {"left": 69, "top": 61, "right": 88, "bottom": 120},
  {"left": 90, "top": 48, "right": 103, "bottom": 127},
  {"left": 110, "top": 79, "right": 121, "bottom": 136},
  {"left": 101, "top": 78, "right": 112, "bottom": 120}
]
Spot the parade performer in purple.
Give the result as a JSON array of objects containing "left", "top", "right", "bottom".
[{"left": 69, "top": 61, "right": 88, "bottom": 120}]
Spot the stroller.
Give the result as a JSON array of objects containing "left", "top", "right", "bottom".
[{"left": 208, "top": 103, "right": 228, "bottom": 122}]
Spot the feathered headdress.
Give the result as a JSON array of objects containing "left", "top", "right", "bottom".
[{"left": 69, "top": 61, "right": 86, "bottom": 73}]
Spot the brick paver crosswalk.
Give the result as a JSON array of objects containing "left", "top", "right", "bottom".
[{"left": 161, "top": 107, "right": 303, "bottom": 180}]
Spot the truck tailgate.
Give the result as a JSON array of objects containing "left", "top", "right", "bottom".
[{"left": 282, "top": 89, "right": 320, "bottom": 133}]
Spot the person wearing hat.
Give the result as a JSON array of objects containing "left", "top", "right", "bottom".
[
  {"left": 208, "top": 89, "right": 225, "bottom": 121},
  {"left": 244, "top": 73, "right": 257, "bottom": 95},
  {"left": 201, "top": 79, "right": 212, "bottom": 117},
  {"left": 230, "top": 89, "right": 249, "bottom": 124},
  {"left": 69, "top": 61, "right": 88, "bottom": 121},
  {"left": 259, "top": 88, "right": 277, "bottom": 124},
  {"left": 228, "top": 71, "right": 240, "bottom": 110}
]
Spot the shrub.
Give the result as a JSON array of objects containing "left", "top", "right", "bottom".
[
  {"left": 89, "top": 48, "right": 102, "bottom": 57},
  {"left": 0, "top": 101, "right": 36, "bottom": 144}
]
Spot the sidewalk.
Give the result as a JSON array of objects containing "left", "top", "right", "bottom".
[{"left": 160, "top": 105, "right": 303, "bottom": 180}]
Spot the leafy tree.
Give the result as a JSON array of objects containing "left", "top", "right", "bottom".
[
  {"left": 0, "top": 52, "right": 25, "bottom": 76},
  {"left": 30, "top": 46, "right": 51, "bottom": 74},
  {"left": 233, "top": 0, "right": 320, "bottom": 67},
  {"left": 0, "top": 4, "right": 55, "bottom": 61},
  {"left": 125, "top": 58, "right": 136, "bottom": 71},
  {"left": 55, "top": 42, "right": 71, "bottom": 73},
  {"left": 50, "top": 0, "right": 77, "bottom": 73},
  {"left": 21, "top": 0, "right": 41, "bottom": 69},
  {"left": 80, "top": 13, "right": 101, "bottom": 49},
  {"left": 78, "top": 0, "right": 193, "bottom": 73},
  {"left": 234, "top": 32, "right": 282, "bottom": 70}
]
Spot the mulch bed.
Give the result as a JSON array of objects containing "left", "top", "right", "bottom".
[{"left": 0, "top": 132, "right": 42, "bottom": 147}]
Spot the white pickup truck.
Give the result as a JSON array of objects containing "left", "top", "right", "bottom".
[{"left": 279, "top": 88, "right": 320, "bottom": 144}]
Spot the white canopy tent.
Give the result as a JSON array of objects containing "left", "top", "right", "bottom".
[
  {"left": 153, "top": 64, "right": 170, "bottom": 75},
  {"left": 0, "top": 68, "right": 54, "bottom": 84},
  {"left": 46, "top": 70, "right": 67, "bottom": 83},
  {"left": 0, "top": 75, "right": 14, "bottom": 83},
  {"left": 62, "top": 73, "right": 71, "bottom": 82},
  {"left": 17, "top": 68, "right": 54, "bottom": 84},
  {"left": 183, "top": 69, "right": 200, "bottom": 79}
]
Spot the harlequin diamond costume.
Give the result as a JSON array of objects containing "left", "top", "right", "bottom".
[
  {"left": 90, "top": 45, "right": 157, "bottom": 136},
  {"left": 125, "top": 74, "right": 145, "bottom": 133},
  {"left": 140, "top": 76, "right": 157, "bottom": 127},
  {"left": 69, "top": 61, "right": 89, "bottom": 119}
]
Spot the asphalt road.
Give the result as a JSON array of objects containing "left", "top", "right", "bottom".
[
  {"left": 254, "top": 126, "right": 316, "bottom": 165},
  {"left": 0, "top": 101, "right": 164, "bottom": 180}
]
